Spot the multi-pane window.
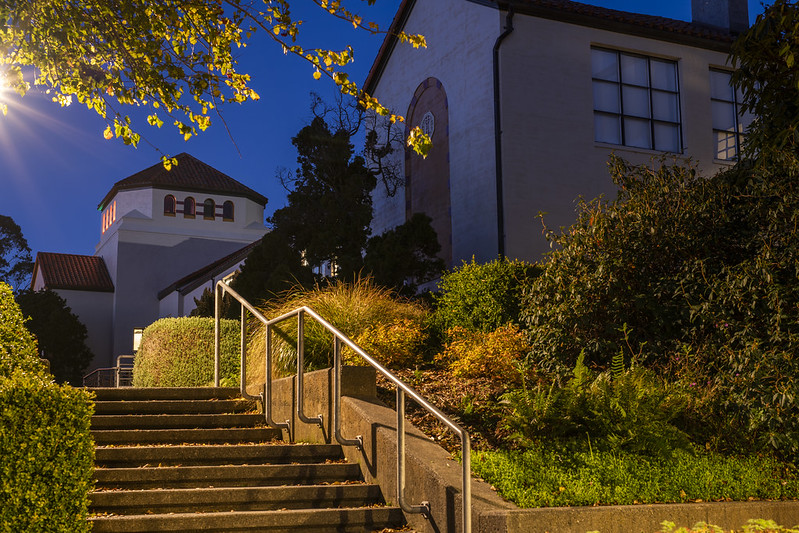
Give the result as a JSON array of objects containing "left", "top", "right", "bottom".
[
  {"left": 710, "top": 69, "right": 750, "bottom": 160},
  {"left": 592, "top": 47, "right": 682, "bottom": 153}
]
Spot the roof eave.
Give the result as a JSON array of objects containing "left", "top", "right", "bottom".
[
  {"left": 363, "top": 0, "right": 736, "bottom": 96},
  {"left": 100, "top": 184, "right": 268, "bottom": 211}
]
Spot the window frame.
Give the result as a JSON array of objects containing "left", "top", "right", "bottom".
[
  {"left": 710, "top": 68, "right": 747, "bottom": 161},
  {"left": 591, "top": 47, "right": 683, "bottom": 153},
  {"left": 164, "top": 195, "right": 176, "bottom": 217},
  {"left": 203, "top": 198, "right": 215, "bottom": 220},
  {"left": 183, "top": 196, "right": 196, "bottom": 218},
  {"left": 222, "top": 201, "right": 234, "bottom": 222}
]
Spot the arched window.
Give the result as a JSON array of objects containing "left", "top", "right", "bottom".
[
  {"left": 222, "top": 201, "right": 234, "bottom": 222},
  {"left": 183, "top": 196, "right": 195, "bottom": 218},
  {"left": 164, "top": 195, "right": 176, "bottom": 216},
  {"left": 203, "top": 198, "right": 215, "bottom": 220}
]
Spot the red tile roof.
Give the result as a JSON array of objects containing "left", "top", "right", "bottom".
[
  {"left": 99, "top": 153, "right": 268, "bottom": 210},
  {"left": 364, "top": 0, "right": 740, "bottom": 95},
  {"left": 33, "top": 252, "right": 114, "bottom": 292}
]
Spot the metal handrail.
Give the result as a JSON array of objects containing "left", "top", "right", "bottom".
[
  {"left": 83, "top": 355, "right": 135, "bottom": 387},
  {"left": 214, "top": 280, "right": 471, "bottom": 533}
]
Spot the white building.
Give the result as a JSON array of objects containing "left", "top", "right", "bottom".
[
  {"left": 365, "top": 0, "right": 751, "bottom": 265},
  {"left": 31, "top": 153, "right": 268, "bottom": 370}
]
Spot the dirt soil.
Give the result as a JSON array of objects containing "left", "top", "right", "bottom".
[{"left": 375, "top": 368, "right": 511, "bottom": 455}]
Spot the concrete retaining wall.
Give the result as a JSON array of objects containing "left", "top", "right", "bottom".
[{"left": 267, "top": 368, "right": 799, "bottom": 533}]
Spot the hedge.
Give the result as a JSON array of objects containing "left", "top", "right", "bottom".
[
  {"left": 0, "top": 282, "right": 94, "bottom": 532},
  {"left": 133, "top": 317, "right": 241, "bottom": 387},
  {"left": 0, "top": 371, "right": 94, "bottom": 532}
]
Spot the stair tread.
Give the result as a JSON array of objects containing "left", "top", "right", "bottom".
[
  {"left": 95, "top": 443, "right": 342, "bottom": 466},
  {"left": 89, "top": 506, "right": 405, "bottom": 532},
  {"left": 87, "top": 389, "right": 404, "bottom": 531},
  {"left": 92, "top": 427, "right": 282, "bottom": 445},
  {"left": 89, "top": 484, "right": 383, "bottom": 512}
]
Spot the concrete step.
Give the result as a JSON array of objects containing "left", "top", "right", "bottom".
[
  {"left": 89, "top": 506, "right": 405, "bottom": 533},
  {"left": 95, "top": 443, "right": 343, "bottom": 467},
  {"left": 94, "top": 399, "right": 258, "bottom": 415},
  {"left": 94, "top": 463, "right": 363, "bottom": 489},
  {"left": 91, "top": 413, "right": 265, "bottom": 430},
  {"left": 90, "top": 484, "right": 383, "bottom": 514},
  {"left": 88, "top": 387, "right": 241, "bottom": 401},
  {"left": 92, "top": 427, "right": 282, "bottom": 446}
]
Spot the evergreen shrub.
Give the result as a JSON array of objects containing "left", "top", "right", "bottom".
[
  {"left": 133, "top": 317, "right": 240, "bottom": 387},
  {"left": 0, "top": 371, "right": 94, "bottom": 532},
  {"left": 432, "top": 257, "right": 539, "bottom": 339},
  {"left": 519, "top": 155, "right": 799, "bottom": 457},
  {"left": 0, "top": 282, "right": 94, "bottom": 532}
]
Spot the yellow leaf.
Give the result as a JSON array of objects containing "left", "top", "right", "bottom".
[
  {"left": 313, "top": 70, "right": 321, "bottom": 80},
  {"left": 103, "top": 126, "right": 113, "bottom": 140}
]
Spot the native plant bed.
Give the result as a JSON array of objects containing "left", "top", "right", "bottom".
[{"left": 377, "top": 368, "right": 799, "bottom": 509}]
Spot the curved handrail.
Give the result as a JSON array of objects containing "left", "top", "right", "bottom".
[{"left": 214, "top": 280, "right": 471, "bottom": 533}]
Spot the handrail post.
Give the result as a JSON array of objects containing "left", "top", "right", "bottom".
[
  {"left": 214, "top": 283, "right": 221, "bottom": 387},
  {"left": 263, "top": 322, "right": 291, "bottom": 437},
  {"left": 397, "top": 389, "right": 430, "bottom": 516},
  {"left": 239, "top": 303, "right": 246, "bottom": 391},
  {"left": 296, "top": 310, "right": 324, "bottom": 428},
  {"left": 333, "top": 336, "right": 362, "bottom": 448},
  {"left": 461, "top": 431, "right": 472, "bottom": 533}
]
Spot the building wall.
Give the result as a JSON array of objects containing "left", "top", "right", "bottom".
[
  {"left": 52, "top": 289, "right": 114, "bottom": 370},
  {"left": 109, "top": 235, "right": 251, "bottom": 357},
  {"left": 369, "top": 0, "right": 502, "bottom": 265},
  {"left": 94, "top": 187, "right": 267, "bottom": 360},
  {"left": 158, "top": 259, "right": 246, "bottom": 318},
  {"left": 499, "top": 15, "right": 737, "bottom": 260}
]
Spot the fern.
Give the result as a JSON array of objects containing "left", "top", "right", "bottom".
[{"left": 611, "top": 348, "right": 625, "bottom": 382}]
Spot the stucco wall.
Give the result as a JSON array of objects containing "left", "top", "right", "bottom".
[
  {"left": 109, "top": 235, "right": 250, "bottom": 357},
  {"left": 499, "top": 15, "right": 737, "bottom": 260},
  {"left": 370, "top": 2, "right": 745, "bottom": 264},
  {"left": 369, "top": 0, "right": 501, "bottom": 264},
  {"left": 53, "top": 288, "right": 114, "bottom": 370}
]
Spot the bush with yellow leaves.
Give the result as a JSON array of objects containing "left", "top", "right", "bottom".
[{"left": 436, "top": 324, "right": 530, "bottom": 382}]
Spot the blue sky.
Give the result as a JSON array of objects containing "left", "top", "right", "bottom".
[{"left": 1, "top": 0, "right": 766, "bottom": 268}]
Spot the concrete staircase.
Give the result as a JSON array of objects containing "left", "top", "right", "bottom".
[{"left": 88, "top": 387, "right": 406, "bottom": 532}]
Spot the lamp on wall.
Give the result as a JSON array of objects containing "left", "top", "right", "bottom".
[{"left": 133, "top": 328, "right": 144, "bottom": 353}]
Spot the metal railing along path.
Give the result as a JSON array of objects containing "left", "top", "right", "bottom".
[
  {"left": 214, "top": 280, "right": 472, "bottom": 533},
  {"left": 83, "top": 355, "right": 135, "bottom": 387}
]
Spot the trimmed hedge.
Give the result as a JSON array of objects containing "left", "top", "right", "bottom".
[
  {"left": 0, "top": 370, "right": 94, "bottom": 532},
  {"left": 0, "top": 282, "right": 94, "bottom": 532},
  {"left": 133, "top": 317, "right": 241, "bottom": 387}
]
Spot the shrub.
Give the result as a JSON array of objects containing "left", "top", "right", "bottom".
[
  {"left": 435, "top": 324, "right": 530, "bottom": 382},
  {"left": 0, "top": 282, "right": 94, "bottom": 532},
  {"left": 133, "top": 317, "right": 241, "bottom": 387},
  {"left": 432, "top": 257, "right": 539, "bottom": 338},
  {"left": 15, "top": 288, "right": 94, "bottom": 385},
  {"left": 0, "top": 282, "right": 44, "bottom": 377},
  {"left": 247, "top": 278, "right": 429, "bottom": 384},
  {"left": 0, "top": 371, "right": 94, "bottom": 532},
  {"left": 520, "top": 155, "right": 799, "bottom": 458},
  {"left": 660, "top": 520, "right": 799, "bottom": 533}
]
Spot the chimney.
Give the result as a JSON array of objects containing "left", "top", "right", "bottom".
[{"left": 692, "top": 0, "right": 749, "bottom": 33}]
